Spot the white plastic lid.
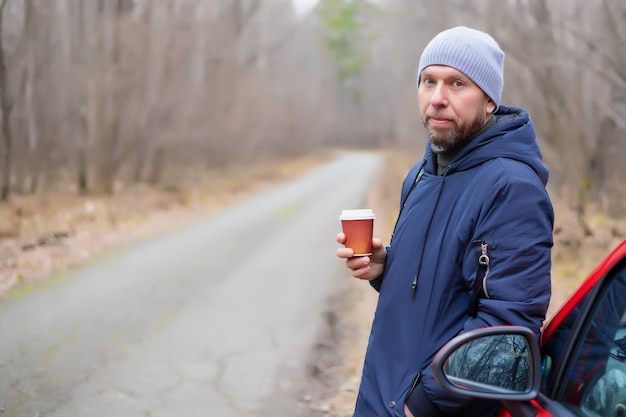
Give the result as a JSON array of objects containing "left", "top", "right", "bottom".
[{"left": 339, "top": 208, "right": 376, "bottom": 220}]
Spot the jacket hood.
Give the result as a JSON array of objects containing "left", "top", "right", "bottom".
[{"left": 424, "top": 105, "right": 549, "bottom": 185}]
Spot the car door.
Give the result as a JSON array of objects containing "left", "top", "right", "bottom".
[
  {"left": 532, "top": 238, "right": 626, "bottom": 417},
  {"left": 498, "top": 238, "right": 626, "bottom": 417}
]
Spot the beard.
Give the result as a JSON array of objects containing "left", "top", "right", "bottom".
[{"left": 424, "top": 107, "right": 488, "bottom": 152}]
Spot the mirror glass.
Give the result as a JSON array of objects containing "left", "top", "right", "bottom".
[{"left": 444, "top": 333, "right": 531, "bottom": 393}]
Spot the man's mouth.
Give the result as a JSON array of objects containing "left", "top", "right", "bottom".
[{"left": 428, "top": 117, "right": 452, "bottom": 127}]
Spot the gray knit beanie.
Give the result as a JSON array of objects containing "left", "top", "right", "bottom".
[{"left": 417, "top": 26, "right": 504, "bottom": 108}]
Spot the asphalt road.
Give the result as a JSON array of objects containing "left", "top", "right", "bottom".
[{"left": 0, "top": 151, "right": 383, "bottom": 417}]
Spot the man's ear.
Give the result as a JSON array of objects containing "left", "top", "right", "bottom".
[{"left": 486, "top": 98, "right": 496, "bottom": 114}]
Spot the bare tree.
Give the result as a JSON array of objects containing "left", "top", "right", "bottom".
[
  {"left": 0, "top": 0, "right": 622, "bottom": 218},
  {"left": 0, "top": 0, "right": 12, "bottom": 200}
]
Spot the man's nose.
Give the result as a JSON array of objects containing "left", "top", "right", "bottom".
[{"left": 430, "top": 83, "right": 448, "bottom": 107}]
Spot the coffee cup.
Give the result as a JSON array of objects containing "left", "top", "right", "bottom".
[{"left": 340, "top": 209, "right": 376, "bottom": 256}]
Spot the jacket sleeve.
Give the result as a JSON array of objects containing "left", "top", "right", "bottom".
[
  {"left": 405, "top": 381, "right": 444, "bottom": 416},
  {"left": 463, "top": 174, "right": 554, "bottom": 334},
  {"left": 423, "top": 171, "right": 554, "bottom": 414}
]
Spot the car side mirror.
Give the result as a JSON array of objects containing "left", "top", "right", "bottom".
[{"left": 431, "top": 326, "right": 542, "bottom": 401}]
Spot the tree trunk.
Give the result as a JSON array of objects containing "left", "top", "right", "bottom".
[{"left": 0, "top": 0, "right": 12, "bottom": 201}]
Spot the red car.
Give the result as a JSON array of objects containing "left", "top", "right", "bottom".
[{"left": 431, "top": 238, "right": 626, "bottom": 417}]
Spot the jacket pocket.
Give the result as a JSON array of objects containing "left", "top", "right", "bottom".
[{"left": 405, "top": 370, "right": 422, "bottom": 400}]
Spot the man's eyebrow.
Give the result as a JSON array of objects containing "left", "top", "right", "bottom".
[{"left": 421, "top": 71, "right": 470, "bottom": 82}]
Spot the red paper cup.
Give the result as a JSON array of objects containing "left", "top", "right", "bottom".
[{"left": 340, "top": 209, "right": 376, "bottom": 256}]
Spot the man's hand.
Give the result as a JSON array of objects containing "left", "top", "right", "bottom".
[{"left": 336, "top": 233, "right": 386, "bottom": 281}]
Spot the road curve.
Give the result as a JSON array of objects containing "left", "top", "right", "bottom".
[{"left": 0, "top": 151, "right": 383, "bottom": 417}]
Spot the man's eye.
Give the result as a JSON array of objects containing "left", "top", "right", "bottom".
[
  {"left": 423, "top": 78, "right": 435, "bottom": 85},
  {"left": 453, "top": 80, "right": 464, "bottom": 87}
]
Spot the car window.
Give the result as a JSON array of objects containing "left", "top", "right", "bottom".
[{"left": 553, "top": 261, "right": 626, "bottom": 416}]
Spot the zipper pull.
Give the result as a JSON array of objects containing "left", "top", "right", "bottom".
[
  {"left": 479, "top": 241, "right": 491, "bottom": 298},
  {"left": 479, "top": 242, "right": 489, "bottom": 267},
  {"left": 411, "top": 274, "right": 417, "bottom": 299}
]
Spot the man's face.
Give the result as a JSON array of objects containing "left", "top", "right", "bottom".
[{"left": 418, "top": 65, "right": 496, "bottom": 151}]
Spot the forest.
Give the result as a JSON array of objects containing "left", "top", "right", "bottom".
[{"left": 0, "top": 0, "right": 625, "bottom": 219}]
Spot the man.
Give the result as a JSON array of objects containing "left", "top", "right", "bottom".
[{"left": 336, "top": 26, "right": 554, "bottom": 417}]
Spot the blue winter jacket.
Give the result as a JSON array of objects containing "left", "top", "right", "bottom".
[{"left": 355, "top": 106, "right": 554, "bottom": 416}]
